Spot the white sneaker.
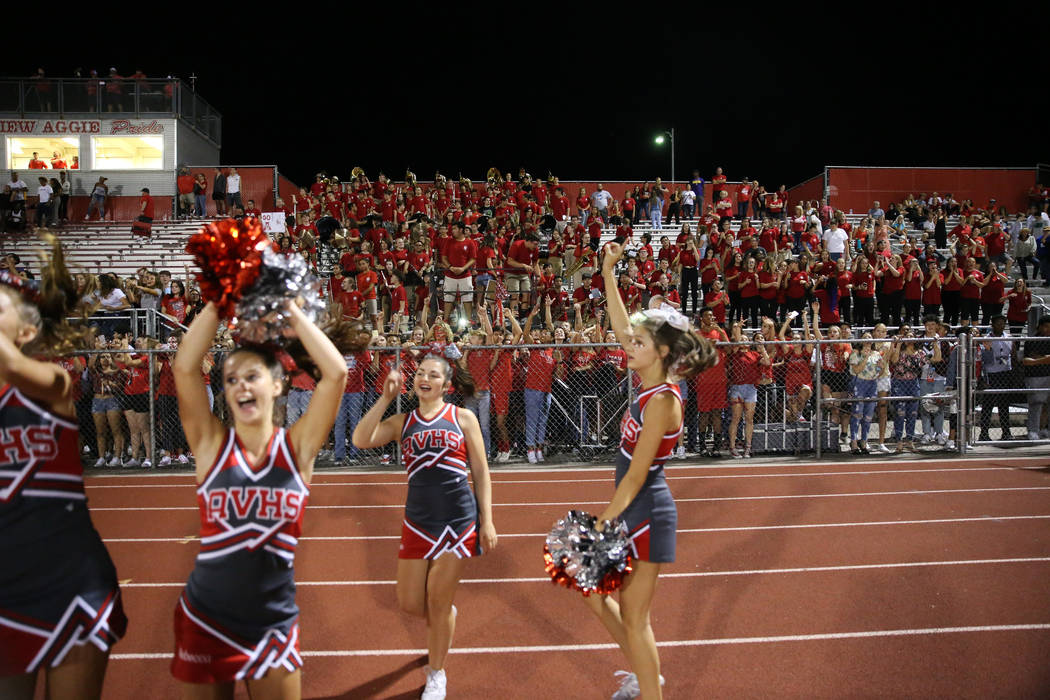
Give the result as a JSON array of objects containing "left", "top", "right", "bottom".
[
  {"left": 675, "top": 446, "right": 686, "bottom": 459},
  {"left": 178, "top": 454, "right": 189, "bottom": 463},
  {"left": 1027, "top": 432, "right": 1041, "bottom": 441},
  {"left": 123, "top": 459, "right": 140, "bottom": 468},
  {"left": 496, "top": 451, "right": 510, "bottom": 463},
  {"left": 94, "top": 457, "right": 106, "bottom": 467},
  {"left": 936, "top": 433, "right": 947, "bottom": 445},
  {"left": 611, "top": 670, "right": 665, "bottom": 700},
  {"left": 946, "top": 440, "right": 956, "bottom": 450},
  {"left": 921, "top": 434, "right": 935, "bottom": 444},
  {"left": 159, "top": 456, "right": 172, "bottom": 467},
  {"left": 380, "top": 454, "right": 391, "bottom": 465},
  {"left": 527, "top": 450, "right": 538, "bottom": 464},
  {"left": 875, "top": 443, "right": 892, "bottom": 454},
  {"left": 421, "top": 665, "right": 446, "bottom": 700},
  {"left": 536, "top": 449, "right": 545, "bottom": 462},
  {"left": 142, "top": 459, "right": 152, "bottom": 469},
  {"left": 107, "top": 456, "right": 121, "bottom": 467}
]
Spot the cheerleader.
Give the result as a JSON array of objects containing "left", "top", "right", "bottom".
[
  {"left": 0, "top": 237, "right": 127, "bottom": 699},
  {"left": 169, "top": 301, "right": 354, "bottom": 697},
  {"left": 352, "top": 355, "right": 497, "bottom": 700},
  {"left": 588, "top": 242, "right": 715, "bottom": 699}
]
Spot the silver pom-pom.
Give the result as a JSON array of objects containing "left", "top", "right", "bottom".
[
  {"left": 231, "top": 248, "right": 326, "bottom": 344},
  {"left": 544, "top": 510, "right": 632, "bottom": 595}
]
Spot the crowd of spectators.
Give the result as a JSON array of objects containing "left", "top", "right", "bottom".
[{"left": 5, "top": 167, "right": 1050, "bottom": 465}]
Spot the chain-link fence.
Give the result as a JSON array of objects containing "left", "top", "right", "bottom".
[{"left": 60, "top": 331, "right": 1050, "bottom": 469}]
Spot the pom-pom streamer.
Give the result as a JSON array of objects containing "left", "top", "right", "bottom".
[
  {"left": 186, "top": 219, "right": 325, "bottom": 344},
  {"left": 543, "top": 510, "right": 632, "bottom": 596}
]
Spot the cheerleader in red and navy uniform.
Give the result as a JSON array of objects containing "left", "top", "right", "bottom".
[
  {"left": 0, "top": 238, "right": 127, "bottom": 699},
  {"left": 170, "top": 301, "right": 356, "bottom": 698},
  {"left": 586, "top": 242, "right": 716, "bottom": 700},
  {"left": 353, "top": 354, "right": 497, "bottom": 700}
]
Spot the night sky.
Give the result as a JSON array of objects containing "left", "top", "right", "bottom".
[{"left": 10, "top": 7, "right": 1050, "bottom": 188}]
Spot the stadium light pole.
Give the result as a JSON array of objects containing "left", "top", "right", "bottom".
[{"left": 654, "top": 127, "right": 675, "bottom": 185}]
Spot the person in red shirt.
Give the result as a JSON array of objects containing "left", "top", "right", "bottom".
[
  {"left": 714, "top": 190, "right": 733, "bottom": 225},
  {"left": 50, "top": 151, "right": 67, "bottom": 170},
  {"left": 711, "top": 167, "right": 727, "bottom": 204},
  {"left": 521, "top": 299, "right": 557, "bottom": 462},
  {"left": 783, "top": 258, "right": 811, "bottom": 320},
  {"left": 27, "top": 151, "right": 48, "bottom": 169},
  {"left": 778, "top": 309, "right": 814, "bottom": 423},
  {"left": 727, "top": 323, "right": 772, "bottom": 458},
  {"left": 693, "top": 307, "right": 729, "bottom": 453},
  {"left": 243, "top": 199, "right": 263, "bottom": 218},
  {"left": 355, "top": 257, "right": 381, "bottom": 330},
  {"left": 940, "top": 257, "right": 964, "bottom": 326},
  {"left": 1002, "top": 277, "right": 1032, "bottom": 335},
  {"left": 875, "top": 254, "right": 905, "bottom": 328},
  {"left": 736, "top": 179, "right": 752, "bottom": 219},
  {"left": 463, "top": 304, "right": 499, "bottom": 455},
  {"left": 506, "top": 233, "right": 540, "bottom": 317},
  {"left": 902, "top": 258, "right": 925, "bottom": 326},
  {"left": 959, "top": 257, "right": 985, "bottom": 324},
  {"left": 922, "top": 260, "right": 943, "bottom": 319},
  {"left": 737, "top": 256, "right": 761, "bottom": 328},
  {"left": 980, "top": 262, "right": 1008, "bottom": 325},
  {"left": 138, "top": 187, "right": 155, "bottom": 220},
  {"left": 176, "top": 168, "right": 195, "bottom": 220},
  {"left": 551, "top": 187, "right": 570, "bottom": 221},
  {"left": 706, "top": 278, "right": 729, "bottom": 325},
  {"left": 441, "top": 221, "right": 477, "bottom": 322}
]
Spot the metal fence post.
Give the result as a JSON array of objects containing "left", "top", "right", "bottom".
[
  {"left": 958, "top": 334, "right": 968, "bottom": 455},
  {"left": 395, "top": 348, "right": 402, "bottom": 469},
  {"left": 814, "top": 340, "right": 823, "bottom": 459},
  {"left": 148, "top": 350, "right": 157, "bottom": 468}
]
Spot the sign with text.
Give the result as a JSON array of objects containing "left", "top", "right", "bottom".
[
  {"left": 0, "top": 119, "right": 169, "bottom": 135},
  {"left": 261, "top": 212, "right": 287, "bottom": 234}
]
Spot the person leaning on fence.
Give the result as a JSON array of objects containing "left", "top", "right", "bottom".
[
  {"left": 1022, "top": 316, "right": 1050, "bottom": 441},
  {"left": 463, "top": 301, "right": 497, "bottom": 456},
  {"left": 919, "top": 317, "right": 952, "bottom": 446},
  {"left": 726, "top": 321, "right": 771, "bottom": 459},
  {"left": 778, "top": 310, "right": 814, "bottom": 423},
  {"left": 886, "top": 324, "right": 938, "bottom": 452},
  {"left": 978, "top": 315, "right": 1016, "bottom": 442},
  {"left": 848, "top": 331, "right": 890, "bottom": 454}
]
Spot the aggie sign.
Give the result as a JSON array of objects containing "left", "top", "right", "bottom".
[{"left": 0, "top": 119, "right": 167, "bottom": 135}]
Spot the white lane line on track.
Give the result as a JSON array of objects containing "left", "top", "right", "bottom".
[
  {"left": 118, "top": 557, "right": 1050, "bottom": 588},
  {"left": 83, "top": 465, "right": 1048, "bottom": 488},
  {"left": 87, "top": 455, "right": 1050, "bottom": 479},
  {"left": 101, "top": 514, "right": 1050, "bottom": 543},
  {"left": 107, "top": 623, "right": 1050, "bottom": 660},
  {"left": 88, "top": 486, "right": 1050, "bottom": 511}
]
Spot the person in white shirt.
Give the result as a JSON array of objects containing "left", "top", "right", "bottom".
[
  {"left": 680, "top": 187, "right": 697, "bottom": 219},
  {"left": 590, "top": 183, "right": 613, "bottom": 220},
  {"left": 225, "top": 167, "right": 243, "bottom": 209},
  {"left": 823, "top": 221, "right": 849, "bottom": 261},
  {"left": 35, "top": 176, "right": 53, "bottom": 228},
  {"left": 8, "top": 172, "right": 27, "bottom": 202}
]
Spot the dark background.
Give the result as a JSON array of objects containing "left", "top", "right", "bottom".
[{"left": 9, "top": 7, "right": 1050, "bottom": 187}]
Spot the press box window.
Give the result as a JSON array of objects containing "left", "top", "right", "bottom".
[
  {"left": 6, "top": 137, "right": 80, "bottom": 169},
  {"left": 91, "top": 136, "right": 163, "bottom": 169}
]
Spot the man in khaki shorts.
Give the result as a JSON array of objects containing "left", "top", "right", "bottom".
[
  {"left": 441, "top": 221, "right": 478, "bottom": 323},
  {"left": 505, "top": 233, "right": 541, "bottom": 317}
]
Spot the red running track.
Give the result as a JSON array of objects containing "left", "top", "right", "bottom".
[{"left": 54, "top": 457, "right": 1050, "bottom": 698}]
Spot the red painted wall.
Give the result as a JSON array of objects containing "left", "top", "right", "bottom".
[
  {"left": 788, "top": 173, "right": 825, "bottom": 210},
  {"left": 277, "top": 173, "right": 299, "bottom": 209},
  {"left": 827, "top": 167, "right": 1035, "bottom": 214},
  {"left": 185, "top": 166, "right": 278, "bottom": 214}
]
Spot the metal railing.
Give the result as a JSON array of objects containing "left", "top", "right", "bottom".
[{"left": 0, "top": 78, "right": 221, "bottom": 144}]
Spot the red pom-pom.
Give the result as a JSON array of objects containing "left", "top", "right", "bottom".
[
  {"left": 542, "top": 543, "right": 632, "bottom": 597},
  {"left": 185, "top": 219, "right": 276, "bottom": 319}
]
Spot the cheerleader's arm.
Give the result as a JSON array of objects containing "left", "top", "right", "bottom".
[
  {"left": 461, "top": 408, "right": 497, "bottom": 551},
  {"left": 286, "top": 302, "right": 352, "bottom": 478},
  {"left": 174, "top": 302, "right": 226, "bottom": 478},
  {"left": 0, "top": 332, "right": 71, "bottom": 411}
]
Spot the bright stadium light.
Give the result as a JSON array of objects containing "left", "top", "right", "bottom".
[{"left": 654, "top": 128, "right": 675, "bottom": 184}]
